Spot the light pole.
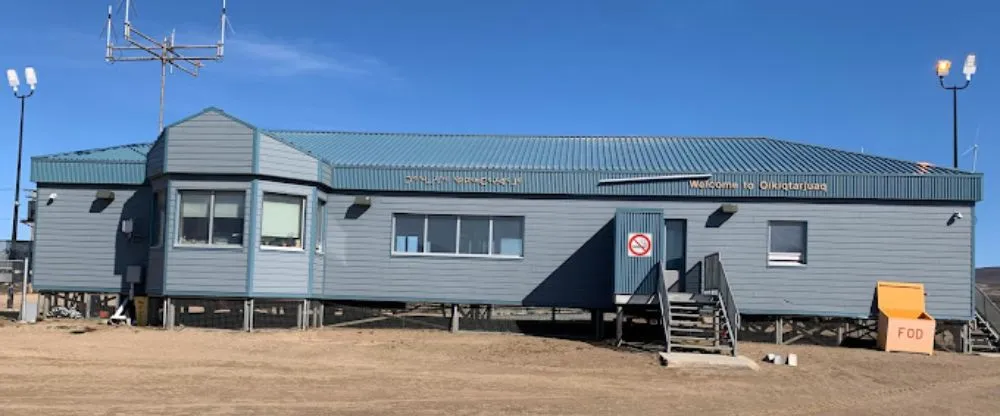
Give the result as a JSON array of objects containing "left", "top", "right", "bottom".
[
  {"left": 935, "top": 54, "right": 976, "bottom": 169},
  {"left": 6, "top": 67, "right": 37, "bottom": 260}
]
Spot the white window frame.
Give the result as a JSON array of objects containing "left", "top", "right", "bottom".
[
  {"left": 314, "top": 199, "right": 326, "bottom": 253},
  {"left": 174, "top": 190, "right": 246, "bottom": 248},
  {"left": 260, "top": 192, "right": 307, "bottom": 252},
  {"left": 767, "top": 220, "right": 807, "bottom": 266},
  {"left": 390, "top": 213, "right": 524, "bottom": 259},
  {"left": 150, "top": 190, "right": 165, "bottom": 248}
]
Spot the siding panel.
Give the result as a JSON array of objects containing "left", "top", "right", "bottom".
[
  {"left": 258, "top": 134, "right": 320, "bottom": 182},
  {"left": 251, "top": 181, "right": 313, "bottom": 295},
  {"left": 164, "top": 111, "right": 253, "bottom": 174},
  {"left": 33, "top": 187, "right": 151, "bottom": 293},
  {"left": 164, "top": 180, "right": 251, "bottom": 295},
  {"left": 145, "top": 138, "right": 165, "bottom": 178},
  {"left": 322, "top": 196, "right": 973, "bottom": 319}
]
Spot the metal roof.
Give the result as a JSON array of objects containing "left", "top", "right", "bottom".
[
  {"left": 33, "top": 143, "right": 152, "bottom": 162},
  {"left": 266, "top": 130, "right": 969, "bottom": 176}
]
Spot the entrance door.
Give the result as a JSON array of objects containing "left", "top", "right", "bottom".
[{"left": 663, "top": 219, "right": 687, "bottom": 291}]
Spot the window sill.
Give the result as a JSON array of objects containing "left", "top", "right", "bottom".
[
  {"left": 173, "top": 244, "right": 244, "bottom": 250},
  {"left": 261, "top": 246, "right": 306, "bottom": 253},
  {"left": 390, "top": 252, "right": 524, "bottom": 260},
  {"left": 767, "top": 261, "right": 807, "bottom": 268}
]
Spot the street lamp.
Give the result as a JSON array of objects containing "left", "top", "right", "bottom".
[
  {"left": 936, "top": 54, "right": 976, "bottom": 169},
  {"left": 6, "top": 67, "right": 36, "bottom": 260}
]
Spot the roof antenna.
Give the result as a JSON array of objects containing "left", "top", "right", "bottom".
[
  {"left": 960, "top": 124, "right": 980, "bottom": 172},
  {"left": 104, "top": 0, "right": 230, "bottom": 134}
]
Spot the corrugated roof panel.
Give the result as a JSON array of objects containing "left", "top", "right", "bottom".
[{"left": 267, "top": 130, "right": 973, "bottom": 176}]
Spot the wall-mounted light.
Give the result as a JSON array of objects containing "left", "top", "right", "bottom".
[
  {"left": 96, "top": 190, "right": 115, "bottom": 200},
  {"left": 720, "top": 203, "right": 739, "bottom": 214},
  {"left": 353, "top": 195, "right": 372, "bottom": 206}
]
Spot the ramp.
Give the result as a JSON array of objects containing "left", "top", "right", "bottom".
[{"left": 875, "top": 281, "right": 935, "bottom": 355}]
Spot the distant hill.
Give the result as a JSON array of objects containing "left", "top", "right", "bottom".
[{"left": 977, "top": 267, "right": 1000, "bottom": 286}]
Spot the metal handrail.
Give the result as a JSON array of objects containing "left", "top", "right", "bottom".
[
  {"left": 657, "top": 266, "right": 672, "bottom": 353},
  {"left": 704, "top": 253, "right": 740, "bottom": 356},
  {"left": 974, "top": 285, "right": 1000, "bottom": 340}
]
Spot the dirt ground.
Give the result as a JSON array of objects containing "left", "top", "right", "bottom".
[{"left": 1, "top": 320, "right": 999, "bottom": 416}]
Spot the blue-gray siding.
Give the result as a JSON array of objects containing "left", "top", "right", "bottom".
[
  {"left": 614, "top": 208, "right": 663, "bottom": 296},
  {"left": 32, "top": 186, "right": 150, "bottom": 293},
  {"left": 145, "top": 179, "right": 168, "bottom": 295},
  {"left": 258, "top": 134, "right": 320, "bottom": 182},
  {"left": 164, "top": 111, "right": 253, "bottom": 175},
  {"left": 321, "top": 195, "right": 973, "bottom": 320},
  {"left": 163, "top": 180, "right": 251, "bottom": 295},
  {"left": 146, "top": 138, "right": 165, "bottom": 178},
  {"left": 251, "top": 181, "right": 314, "bottom": 296}
]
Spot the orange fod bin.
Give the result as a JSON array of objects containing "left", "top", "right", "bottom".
[{"left": 875, "top": 281, "right": 936, "bottom": 355}]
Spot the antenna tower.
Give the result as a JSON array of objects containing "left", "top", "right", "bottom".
[{"left": 104, "top": 0, "right": 229, "bottom": 132}]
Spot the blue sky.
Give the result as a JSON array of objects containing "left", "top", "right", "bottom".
[{"left": 0, "top": 0, "right": 996, "bottom": 265}]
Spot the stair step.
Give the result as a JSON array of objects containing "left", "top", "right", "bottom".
[
  {"left": 670, "top": 335, "right": 720, "bottom": 342},
  {"left": 669, "top": 343, "right": 732, "bottom": 353},
  {"left": 669, "top": 326, "right": 716, "bottom": 334}
]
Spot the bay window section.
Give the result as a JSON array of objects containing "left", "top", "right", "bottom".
[
  {"left": 261, "top": 193, "right": 306, "bottom": 249},
  {"left": 392, "top": 214, "right": 524, "bottom": 258},
  {"left": 177, "top": 190, "right": 245, "bottom": 246}
]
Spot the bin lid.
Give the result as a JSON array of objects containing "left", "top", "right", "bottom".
[{"left": 876, "top": 281, "right": 928, "bottom": 315}]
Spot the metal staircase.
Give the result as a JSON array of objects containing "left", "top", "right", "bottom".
[
  {"left": 971, "top": 287, "right": 1000, "bottom": 353},
  {"left": 656, "top": 253, "right": 739, "bottom": 356}
]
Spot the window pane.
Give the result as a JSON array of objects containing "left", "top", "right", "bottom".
[
  {"left": 394, "top": 214, "right": 424, "bottom": 253},
  {"left": 458, "top": 216, "right": 490, "bottom": 254},
  {"left": 770, "top": 222, "right": 805, "bottom": 253},
  {"left": 262, "top": 193, "right": 304, "bottom": 248},
  {"left": 213, "top": 192, "right": 245, "bottom": 245},
  {"left": 315, "top": 200, "right": 326, "bottom": 251},
  {"left": 491, "top": 217, "right": 523, "bottom": 256},
  {"left": 427, "top": 215, "right": 458, "bottom": 253},
  {"left": 179, "top": 192, "right": 210, "bottom": 244}
]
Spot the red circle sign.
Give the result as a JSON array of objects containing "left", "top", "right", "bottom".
[{"left": 628, "top": 233, "right": 652, "bottom": 257}]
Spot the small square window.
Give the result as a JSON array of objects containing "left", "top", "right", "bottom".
[{"left": 768, "top": 220, "right": 807, "bottom": 265}]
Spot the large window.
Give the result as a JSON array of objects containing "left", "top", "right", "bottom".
[
  {"left": 768, "top": 220, "right": 807, "bottom": 265},
  {"left": 392, "top": 214, "right": 524, "bottom": 258},
  {"left": 261, "top": 193, "right": 306, "bottom": 249},
  {"left": 178, "top": 191, "right": 245, "bottom": 246}
]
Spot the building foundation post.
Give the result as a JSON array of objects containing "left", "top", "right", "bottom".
[
  {"left": 615, "top": 306, "right": 624, "bottom": 346},
  {"left": 449, "top": 304, "right": 460, "bottom": 332}
]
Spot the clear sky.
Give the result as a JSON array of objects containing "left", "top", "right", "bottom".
[{"left": 0, "top": 0, "right": 996, "bottom": 265}]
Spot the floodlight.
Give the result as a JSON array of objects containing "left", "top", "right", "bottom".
[
  {"left": 936, "top": 59, "right": 952, "bottom": 77},
  {"left": 6, "top": 69, "right": 19, "bottom": 90},
  {"left": 24, "top": 67, "right": 36, "bottom": 89},
  {"left": 963, "top": 54, "right": 976, "bottom": 80}
]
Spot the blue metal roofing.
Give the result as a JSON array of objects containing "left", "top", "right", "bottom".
[
  {"left": 27, "top": 107, "right": 983, "bottom": 201},
  {"left": 31, "top": 143, "right": 151, "bottom": 185},
  {"left": 266, "top": 130, "right": 970, "bottom": 176},
  {"left": 34, "top": 143, "right": 152, "bottom": 162}
]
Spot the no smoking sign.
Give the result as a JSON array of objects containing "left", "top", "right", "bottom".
[{"left": 627, "top": 233, "right": 652, "bottom": 257}]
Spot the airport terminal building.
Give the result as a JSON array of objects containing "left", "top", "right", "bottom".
[{"left": 28, "top": 107, "right": 987, "bottom": 349}]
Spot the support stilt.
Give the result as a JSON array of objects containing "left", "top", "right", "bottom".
[{"left": 449, "top": 304, "right": 460, "bottom": 332}]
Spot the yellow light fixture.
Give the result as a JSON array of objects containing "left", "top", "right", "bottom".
[{"left": 936, "top": 59, "right": 952, "bottom": 77}]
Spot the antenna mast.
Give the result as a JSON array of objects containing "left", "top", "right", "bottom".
[{"left": 105, "top": 0, "right": 229, "bottom": 133}]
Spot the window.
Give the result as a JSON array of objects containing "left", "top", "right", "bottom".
[
  {"left": 177, "top": 191, "right": 245, "bottom": 246},
  {"left": 768, "top": 220, "right": 807, "bottom": 265},
  {"left": 151, "top": 191, "right": 165, "bottom": 247},
  {"left": 392, "top": 214, "right": 524, "bottom": 258},
  {"left": 393, "top": 214, "right": 424, "bottom": 253},
  {"left": 261, "top": 193, "right": 306, "bottom": 249},
  {"left": 314, "top": 199, "right": 327, "bottom": 252}
]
